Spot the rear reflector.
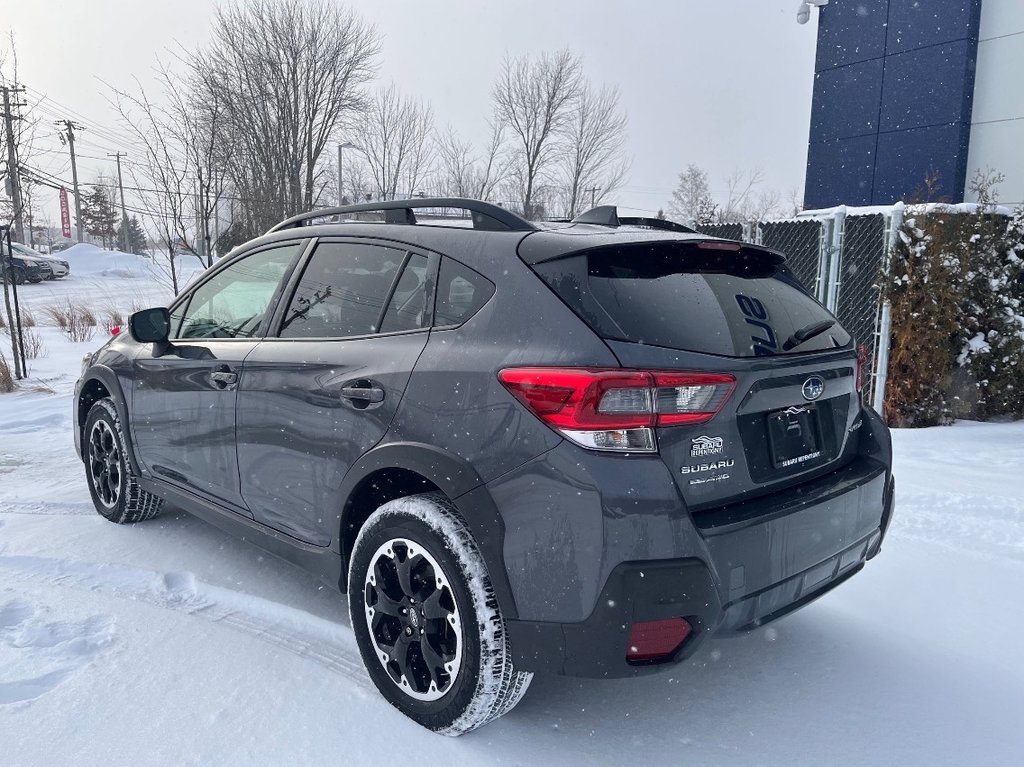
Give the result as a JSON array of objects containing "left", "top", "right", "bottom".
[
  {"left": 627, "top": 618, "right": 693, "bottom": 663},
  {"left": 498, "top": 368, "right": 735, "bottom": 452}
]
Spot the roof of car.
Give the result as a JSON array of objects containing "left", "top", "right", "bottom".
[{"left": 240, "top": 199, "right": 781, "bottom": 267}]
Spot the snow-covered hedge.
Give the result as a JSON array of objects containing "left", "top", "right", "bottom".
[{"left": 884, "top": 187, "right": 1024, "bottom": 426}]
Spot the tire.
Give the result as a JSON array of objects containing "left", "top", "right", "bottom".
[
  {"left": 83, "top": 399, "right": 164, "bottom": 524},
  {"left": 348, "top": 493, "right": 532, "bottom": 736},
  {"left": 3, "top": 267, "right": 24, "bottom": 285}
]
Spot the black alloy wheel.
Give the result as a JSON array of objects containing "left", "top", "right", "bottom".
[
  {"left": 88, "top": 418, "right": 123, "bottom": 510},
  {"left": 363, "top": 538, "right": 462, "bottom": 700}
]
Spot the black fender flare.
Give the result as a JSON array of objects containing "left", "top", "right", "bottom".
[
  {"left": 77, "top": 365, "right": 143, "bottom": 476},
  {"left": 337, "top": 441, "right": 518, "bottom": 619}
]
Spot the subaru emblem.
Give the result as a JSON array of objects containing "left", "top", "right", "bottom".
[{"left": 802, "top": 376, "right": 825, "bottom": 401}]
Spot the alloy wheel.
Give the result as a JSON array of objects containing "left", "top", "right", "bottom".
[
  {"left": 363, "top": 538, "right": 463, "bottom": 701},
  {"left": 88, "top": 419, "right": 122, "bottom": 509}
]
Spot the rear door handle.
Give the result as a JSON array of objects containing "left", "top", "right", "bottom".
[
  {"left": 209, "top": 367, "right": 238, "bottom": 389},
  {"left": 339, "top": 385, "right": 385, "bottom": 403}
]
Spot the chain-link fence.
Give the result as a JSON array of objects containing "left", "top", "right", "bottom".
[
  {"left": 758, "top": 219, "right": 826, "bottom": 300},
  {"left": 693, "top": 222, "right": 745, "bottom": 241},
  {"left": 833, "top": 213, "right": 886, "bottom": 367}
]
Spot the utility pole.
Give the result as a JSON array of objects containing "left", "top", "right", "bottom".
[
  {"left": 57, "top": 120, "right": 86, "bottom": 242},
  {"left": 2, "top": 85, "right": 27, "bottom": 244},
  {"left": 585, "top": 185, "right": 600, "bottom": 210},
  {"left": 108, "top": 152, "right": 128, "bottom": 252}
]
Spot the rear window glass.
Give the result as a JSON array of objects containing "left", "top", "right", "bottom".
[{"left": 533, "top": 244, "right": 851, "bottom": 357}]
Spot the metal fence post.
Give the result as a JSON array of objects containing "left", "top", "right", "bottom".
[
  {"left": 871, "top": 203, "right": 904, "bottom": 418},
  {"left": 816, "top": 216, "right": 832, "bottom": 304},
  {"left": 825, "top": 207, "right": 846, "bottom": 313}
]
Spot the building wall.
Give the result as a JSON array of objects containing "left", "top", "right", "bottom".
[
  {"left": 805, "top": 0, "right": 982, "bottom": 208},
  {"left": 965, "top": 0, "right": 1024, "bottom": 206}
]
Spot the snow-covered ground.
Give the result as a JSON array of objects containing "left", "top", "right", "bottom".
[{"left": 1, "top": 252, "right": 1022, "bottom": 766}]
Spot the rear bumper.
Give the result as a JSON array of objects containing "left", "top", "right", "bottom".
[{"left": 506, "top": 467, "right": 895, "bottom": 678}]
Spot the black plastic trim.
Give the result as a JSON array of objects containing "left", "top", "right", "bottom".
[
  {"left": 142, "top": 477, "right": 344, "bottom": 588},
  {"left": 507, "top": 558, "right": 720, "bottom": 678}
]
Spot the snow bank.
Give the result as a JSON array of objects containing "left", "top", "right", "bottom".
[{"left": 60, "top": 243, "right": 203, "bottom": 282}]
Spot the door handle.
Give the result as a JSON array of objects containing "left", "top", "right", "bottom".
[
  {"left": 209, "top": 367, "right": 238, "bottom": 389},
  {"left": 339, "top": 385, "right": 385, "bottom": 403}
]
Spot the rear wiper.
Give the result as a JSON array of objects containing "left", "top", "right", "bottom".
[{"left": 782, "top": 319, "right": 835, "bottom": 351}]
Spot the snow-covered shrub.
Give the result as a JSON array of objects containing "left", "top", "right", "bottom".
[
  {"left": 22, "top": 328, "right": 46, "bottom": 359},
  {"left": 102, "top": 308, "right": 125, "bottom": 335},
  {"left": 883, "top": 174, "right": 1024, "bottom": 426},
  {"left": 952, "top": 205, "right": 1024, "bottom": 420},
  {"left": 42, "top": 302, "right": 70, "bottom": 330},
  {"left": 883, "top": 214, "right": 962, "bottom": 426},
  {"left": 0, "top": 351, "right": 13, "bottom": 393}
]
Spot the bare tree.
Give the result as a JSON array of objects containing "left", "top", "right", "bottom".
[
  {"left": 434, "top": 121, "right": 508, "bottom": 200},
  {"left": 166, "top": 62, "right": 231, "bottom": 266},
  {"left": 557, "top": 82, "right": 629, "bottom": 218},
  {"left": 668, "top": 164, "right": 717, "bottom": 225},
  {"left": 113, "top": 83, "right": 197, "bottom": 294},
  {"left": 719, "top": 167, "right": 765, "bottom": 221},
  {"left": 492, "top": 49, "right": 583, "bottom": 218},
  {"left": 356, "top": 84, "right": 434, "bottom": 200},
  {"left": 193, "top": 0, "right": 379, "bottom": 234}
]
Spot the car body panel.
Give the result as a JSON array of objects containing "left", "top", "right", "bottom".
[
  {"left": 130, "top": 339, "right": 261, "bottom": 512},
  {"left": 237, "top": 331, "right": 430, "bottom": 544}
]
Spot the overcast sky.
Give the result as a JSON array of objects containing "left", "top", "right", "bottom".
[{"left": 3, "top": 0, "right": 820, "bottom": 222}]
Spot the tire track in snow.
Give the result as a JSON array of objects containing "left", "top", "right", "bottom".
[
  {"left": 0, "top": 552, "right": 371, "bottom": 689},
  {"left": 0, "top": 501, "right": 105, "bottom": 516}
]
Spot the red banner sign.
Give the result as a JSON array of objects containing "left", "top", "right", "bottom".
[{"left": 59, "top": 187, "right": 72, "bottom": 239}]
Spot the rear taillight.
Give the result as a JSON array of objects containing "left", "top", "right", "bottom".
[{"left": 497, "top": 368, "right": 735, "bottom": 453}]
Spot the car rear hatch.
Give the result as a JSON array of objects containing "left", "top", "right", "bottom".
[{"left": 523, "top": 234, "right": 863, "bottom": 510}]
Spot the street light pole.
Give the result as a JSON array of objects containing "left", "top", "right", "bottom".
[{"left": 337, "top": 141, "right": 359, "bottom": 206}]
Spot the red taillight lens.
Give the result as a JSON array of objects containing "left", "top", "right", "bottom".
[
  {"left": 110, "top": 326, "right": 121, "bottom": 336},
  {"left": 497, "top": 368, "right": 735, "bottom": 452},
  {"left": 627, "top": 617, "right": 692, "bottom": 663}
]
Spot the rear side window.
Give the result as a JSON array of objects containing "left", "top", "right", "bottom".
[
  {"left": 533, "top": 243, "right": 851, "bottom": 357},
  {"left": 434, "top": 257, "right": 494, "bottom": 327},
  {"left": 280, "top": 242, "right": 406, "bottom": 338},
  {"left": 380, "top": 253, "right": 431, "bottom": 333}
]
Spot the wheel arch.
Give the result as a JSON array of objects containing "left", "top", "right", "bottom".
[
  {"left": 337, "top": 442, "right": 517, "bottom": 619},
  {"left": 77, "top": 366, "right": 141, "bottom": 474}
]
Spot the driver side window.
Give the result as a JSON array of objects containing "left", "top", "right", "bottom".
[{"left": 174, "top": 244, "right": 300, "bottom": 339}]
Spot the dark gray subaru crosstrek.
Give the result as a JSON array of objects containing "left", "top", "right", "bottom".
[{"left": 74, "top": 199, "right": 895, "bottom": 735}]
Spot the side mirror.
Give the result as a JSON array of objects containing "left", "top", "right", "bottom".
[{"left": 129, "top": 307, "right": 171, "bottom": 344}]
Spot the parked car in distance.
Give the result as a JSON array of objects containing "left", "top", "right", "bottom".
[
  {"left": 74, "top": 198, "right": 895, "bottom": 735},
  {"left": 10, "top": 242, "right": 70, "bottom": 279},
  {"left": 1, "top": 242, "right": 49, "bottom": 284}
]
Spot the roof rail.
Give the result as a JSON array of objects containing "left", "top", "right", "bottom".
[
  {"left": 267, "top": 198, "right": 537, "bottom": 234},
  {"left": 571, "top": 205, "right": 697, "bottom": 234}
]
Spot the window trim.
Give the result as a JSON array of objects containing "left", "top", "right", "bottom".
[
  {"left": 266, "top": 236, "right": 440, "bottom": 342},
  {"left": 168, "top": 238, "right": 311, "bottom": 341}
]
